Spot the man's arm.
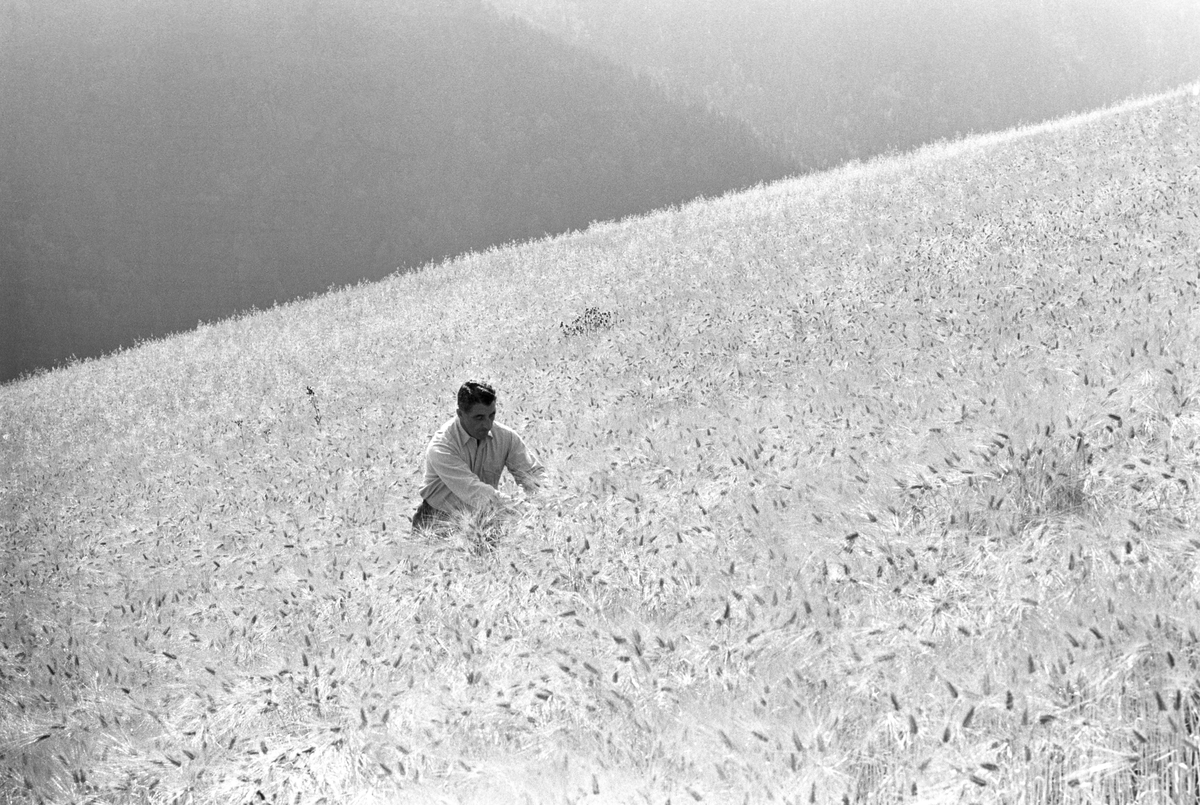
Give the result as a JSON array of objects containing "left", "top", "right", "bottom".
[
  {"left": 426, "top": 440, "right": 502, "bottom": 511},
  {"left": 505, "top": 433, "right": 546, "bottom": 494}
]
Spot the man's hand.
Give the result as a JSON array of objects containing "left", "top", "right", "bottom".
[
  {"left": 499, "top": 491, "right": 532, "bottom": 513},
  {"left": 481, "top": 491, "right": 524, "bottom": 515}
]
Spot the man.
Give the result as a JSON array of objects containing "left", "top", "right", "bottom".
[{"left": 412, "top": 381, "right": 545, "bottom": 532}]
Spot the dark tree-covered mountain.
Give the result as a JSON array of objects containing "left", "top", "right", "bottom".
[
  {"left": 488, "top": 0, "right": 1200, "bottom": 170},
  {"left": 0, "top": 0, "right": 795, "bottom": 383}
]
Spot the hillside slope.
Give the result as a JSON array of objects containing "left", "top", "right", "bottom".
[
  {"left": 488, "top": 0, "right": 1200, "bottom": 171},
  {"left": 1, "top": 86, "right": 1199, "bottom": 803}
]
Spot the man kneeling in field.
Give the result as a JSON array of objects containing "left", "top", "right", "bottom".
[{"left": 412, "top": 381, "right": 545, "bottom": 533}]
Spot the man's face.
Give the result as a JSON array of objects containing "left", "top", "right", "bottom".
[{"left": 457, "top": 402, "right": 496, "bottom": 442}]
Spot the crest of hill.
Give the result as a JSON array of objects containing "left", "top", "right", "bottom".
[
  {"left": 0, "top": 0, "right": 794, "bottom": 384},
  {"left": 3, "top": 83, "right": 1195, "bottom": 405}
]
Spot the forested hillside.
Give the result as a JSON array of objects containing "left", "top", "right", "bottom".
[
  {"left": 0, "top": 0, "right": 793, "bottom": 384},
  {"left": 489, "top": 0, "right": 1200, "bottom": 169}
]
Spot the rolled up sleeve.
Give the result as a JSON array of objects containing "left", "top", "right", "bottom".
[{"left": 505, "top": 434, "right": 545, "bottom": 493}]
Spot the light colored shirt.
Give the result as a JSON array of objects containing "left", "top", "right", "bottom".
[{"left": 419, "top": 416, "right": 545, "bottom": 514}]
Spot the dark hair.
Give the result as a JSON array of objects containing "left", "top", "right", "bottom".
[{"left": 457, "top": 380, "right": 496, "bottom": 411}]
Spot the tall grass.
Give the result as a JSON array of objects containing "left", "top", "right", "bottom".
[{"left": 2, "top": 84, "right": 1199, "bottom": 803}]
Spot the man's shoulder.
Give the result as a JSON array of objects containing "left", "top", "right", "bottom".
[
  {"left": 428, "top": 416, "right": 464, "bottom": 447},
  {"left": 490, "top": 420, "right": 524, "bottom": 443}
]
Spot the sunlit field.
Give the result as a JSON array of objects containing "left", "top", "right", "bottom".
[{"left": 2, "top": 84, "right": 1199, "bottom": 804}]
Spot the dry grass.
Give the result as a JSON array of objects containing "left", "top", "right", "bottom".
[{"left": 2, "top": 84, "right": 1199, "bottom": 804}]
